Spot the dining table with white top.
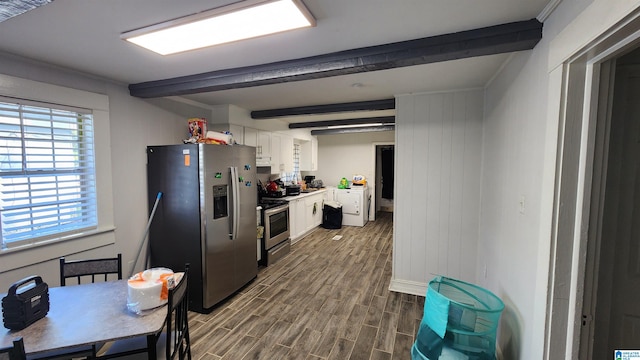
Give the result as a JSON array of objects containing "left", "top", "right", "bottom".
[{"left": 0, "top": 279, "right": 166, "bottom": 359}]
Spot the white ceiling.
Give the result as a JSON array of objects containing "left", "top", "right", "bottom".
[{"left": 0, "top": 0, "right": 551, "bottom": 117}]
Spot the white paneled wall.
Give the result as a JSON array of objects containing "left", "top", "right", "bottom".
[{"left": 391, "top": 89, "right": 483, "bottom": 295}]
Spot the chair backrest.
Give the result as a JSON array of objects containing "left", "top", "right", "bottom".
[
  {"left": 165, "top": 264, "right": 191, "bottom": 360},
  {"left": 0, "top": 337, "right": 26, "bottom": 360},
  {"left": 59, "top": 254, "right": 122, "bottom": 286}
]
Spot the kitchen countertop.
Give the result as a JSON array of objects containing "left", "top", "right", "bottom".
[{"left": 279, "top": 188, "right": 327, "bottom": 201}]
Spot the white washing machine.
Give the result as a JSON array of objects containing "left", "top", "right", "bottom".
[{"left": 334, "top": 186, "right": 370, "bottom": 227}]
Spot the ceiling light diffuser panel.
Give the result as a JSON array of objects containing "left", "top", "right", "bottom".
[{"left": 121, "top": 0, "right": 315, "bottom": 55}]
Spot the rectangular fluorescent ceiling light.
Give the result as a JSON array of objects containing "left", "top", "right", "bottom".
[{"left": 121, "top": 0, "right": 315, "bottom": 55}]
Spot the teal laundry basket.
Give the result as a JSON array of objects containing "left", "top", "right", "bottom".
[{"left": 412, "top": 276, "right": 504, "bottom": 360}]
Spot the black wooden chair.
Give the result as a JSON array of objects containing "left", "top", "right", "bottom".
[
  {"left": 46, "top": 254, "right": 122, "bottom": 359},
  {"left": 101, "top": 264, "right": 192, "bottom": 360},
  {"left": 59, "top": 254, "right": 122, "bottom": 286},
  {"left": 0, "top": 337, "right": 26, "bottom": 360}
]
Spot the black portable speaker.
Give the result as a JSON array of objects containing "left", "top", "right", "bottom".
[{"left": 2, "top": 276, "right": 49, "bottom": 330}]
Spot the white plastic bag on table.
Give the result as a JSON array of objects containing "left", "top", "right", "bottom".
[{"left": 126, "top": 267, "right": 181, "bottom": 315}]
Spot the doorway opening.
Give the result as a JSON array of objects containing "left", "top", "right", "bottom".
[
  {"left": 372, "top": 143, "right": 394, "bottom": 220},
  {"left": 547, "top": 9, "right": 640, "bottom": 359},
  {"left": 581, "top": 48, "right": 640, "bottom": 358}
]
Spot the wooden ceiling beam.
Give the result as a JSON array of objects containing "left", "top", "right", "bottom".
[
  {"left": 128, "top": 19, "right": 543, "bottom": 98},
  {"left": 287, "top": 116, "right": 395, "bottom": 129},
  {"left": 253, "top": 99, "right": 394, "bottom": 119}
]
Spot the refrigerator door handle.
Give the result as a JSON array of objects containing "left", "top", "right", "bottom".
[
  {"left": 229, "top": 166, "right": 240, "bottom": 240},
  {"left": 234, "top": 166, "right": 240, "bottom": 240}
]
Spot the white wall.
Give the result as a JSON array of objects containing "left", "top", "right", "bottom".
[
  {"left": 0, "top": 53, "right": 187, "bottom": 289},
  {"left": 106, "top": 84, "right": 187, "bottom": 275},
  {"left": 391, "top": 89, "right": 483, "bottom": 295},
  {"left": 315, "top": 131, "right": 394, "bottom": 189},
  {"left": 482, "top": 49, "right": 551, "bottom": 359},
  {"left": 480, "top": 0, "right": 640, "bottom": 358}
]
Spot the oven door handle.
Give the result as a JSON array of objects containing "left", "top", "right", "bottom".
[
  {"left": 263, "top": 204, "right": 289, "bottom": 216},
  {"left": 229, "top": 166, "right": 240, "bottom": 240}
]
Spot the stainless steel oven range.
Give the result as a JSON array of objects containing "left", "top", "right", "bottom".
[{"left": 259, "top": 199, "right": 290, "bottom": 265}]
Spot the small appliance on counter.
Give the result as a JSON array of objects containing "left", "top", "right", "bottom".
[
  {"left": 261, "top": 179, "right": 286, "bottom": 198},
  {"left": 301, "top": 176, "right": 324, "bottom": 190},
  {"left": 310, "top": 179, "right": 324, "bottom": 189},
  {"left": 285, "top": 185, "right": 301, "bottom": 196}
]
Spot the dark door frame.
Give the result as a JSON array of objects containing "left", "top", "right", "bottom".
[{"left": 371, "top": 142, "right": 395, "bottom": 221}]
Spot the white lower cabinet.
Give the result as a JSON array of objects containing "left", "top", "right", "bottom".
[
  {"left": 289, "top": 198, "right": 306, "bottom": 242},
  {"left": 304, "top": 194, "right": 323, "bottom": 233},
  {"left": 288, "top": 191, "right": 325, "bottom": 242}
]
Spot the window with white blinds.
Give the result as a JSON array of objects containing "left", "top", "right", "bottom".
[
  {"left": 293, "top": 143, "right": 300, "bottom": 176},
  {"left": 283, "top": 143, "right": 301, "bottom": 183},
  {"left": 0, "top": 98, "right": 97, "bottom": 249}
]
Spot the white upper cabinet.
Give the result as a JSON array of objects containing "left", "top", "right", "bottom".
[
  {"left": 279, "top": 133, "right": 294, "bottom": 174},
  {"left": 257, "top": 131, "right": 272, "bottom": 158},
  {"left": 245, "top": 127, "right": 272, "bottom": 163},
  {"left": 244, "top": 127, "right": 272, "bottom": 167},
  {"left": 268, "top": 132, "right": 294, "bottom": 174},
  {"left": 300, "top": 138, "right": 318, "bottom": 171},
  {"left": 244, "top": 127, "right": 257, "bottom": 147},
  {"left": 228, "top": 126, "right": 306, "bottom": 174},
  {"left": 270, "top": 132, "right": 281, "bottom": 173}
]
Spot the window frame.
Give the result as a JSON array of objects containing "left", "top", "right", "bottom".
[
  {"left": 0, "top": 97, "right": 98, "bottom": 249},
  {"left": 0, "top": 74, "right": 115, "bottom": 272}
]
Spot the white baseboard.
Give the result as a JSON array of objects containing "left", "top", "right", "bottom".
[{"left": 388, "top": 278, "right": 428, "bottom": 297}]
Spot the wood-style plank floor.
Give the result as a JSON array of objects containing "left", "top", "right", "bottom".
[{"left": 188, "top": 211, "right": 425, "bottom": 360}]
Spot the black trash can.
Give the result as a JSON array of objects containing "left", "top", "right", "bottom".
[{"left": 322, "top": 201, "right": 342, "bottom": 229}]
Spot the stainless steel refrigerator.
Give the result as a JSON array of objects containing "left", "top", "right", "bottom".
[{"left": 146, "top": 143, "right": 257, "bottom": 313}]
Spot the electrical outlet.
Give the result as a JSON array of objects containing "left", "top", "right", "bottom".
[{"left": 519, "top": 195, "right": 526, "bottom": 214}]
